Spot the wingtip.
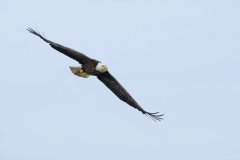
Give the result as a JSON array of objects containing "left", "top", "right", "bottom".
[
  {"left": 145, "top": 112, "right": 164, "bottom": 122},
  {"left": 27, "top": 27, "right": 36, "bottom": 34},
  {"left": 27, "top": 27, "right": 50, "bottom": 43}
]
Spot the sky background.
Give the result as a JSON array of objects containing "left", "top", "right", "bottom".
[{"left": 0, "top": 0, "right": 240, "bottom": 160}]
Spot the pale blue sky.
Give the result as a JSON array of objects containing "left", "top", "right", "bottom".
[{"left": 0, "top": 0, "right": 240, "bottom": 160}]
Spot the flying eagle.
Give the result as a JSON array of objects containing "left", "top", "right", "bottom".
[{"left": 27, "top": 28, "right": 163, "bottom": 121}]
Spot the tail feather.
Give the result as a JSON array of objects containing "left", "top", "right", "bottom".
[{"left": 27, "top": 28, "right": 51, "bottom": 43}]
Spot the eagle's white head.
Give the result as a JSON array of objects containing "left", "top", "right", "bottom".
[{"left": 96, "top": 62, "right": 108, "bottom": 73}]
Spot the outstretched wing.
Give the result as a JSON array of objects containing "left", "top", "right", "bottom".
[
  {"left": 97, "top": 71, "right": 163, "bottom": 121},
  {"left": 27, "top": 28, "right": 92, "bottom": 64}
]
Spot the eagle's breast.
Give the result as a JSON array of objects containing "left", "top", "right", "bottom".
[{"left": 82, "top": 59, "right": 101, "bottom": 76}]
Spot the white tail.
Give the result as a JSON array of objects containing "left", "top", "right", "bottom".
[{"left": 69, "top": 66, "right": 89, "bottom": 78}]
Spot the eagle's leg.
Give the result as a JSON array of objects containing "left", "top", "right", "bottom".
[{"left": 69, "top": 66, "right": 89, "bottom": 78}]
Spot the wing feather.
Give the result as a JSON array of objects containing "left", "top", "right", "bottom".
[
  {"left": 97, "top": 71, "right": 163, "bottom": 121},
  {"left": 27, "top": 28, "right": 91, "bottom": 64}
]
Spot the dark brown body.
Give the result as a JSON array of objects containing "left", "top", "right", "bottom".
[{"left": 81, "top": 59, "right": 100, "bottom": 76}]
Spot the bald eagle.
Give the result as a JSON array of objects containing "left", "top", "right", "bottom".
[{"left": 27, "top": 28, "right": 163, "bottom": 121}]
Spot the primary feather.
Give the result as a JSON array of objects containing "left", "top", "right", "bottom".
[
  {"left": 27, "top": 28, "right": 91, "bottom": 64},
  {"left": 97, "top": 71, "right": 164, "bottom": 121}
]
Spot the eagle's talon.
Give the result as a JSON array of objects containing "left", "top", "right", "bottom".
[{"left": 69, "top": 66, "right": 89, "bottom": 78}]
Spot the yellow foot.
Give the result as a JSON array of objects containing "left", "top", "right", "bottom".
[
  {"left": 80, "top": 69, "right": 84, "bottom": 73},
  {"left": 69, "top": 66, "right": 89, "bottom": 78}
]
